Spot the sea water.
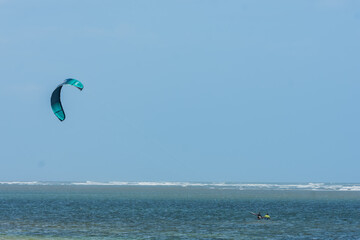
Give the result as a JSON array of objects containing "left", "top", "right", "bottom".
[{"left": 0, "top": 182, "right": 359, "bottom": 239}]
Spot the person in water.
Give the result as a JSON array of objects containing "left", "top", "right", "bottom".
[
  {"left": 263, "top": 213, "right": 270, "bottom": 220},
  {"left": 257, "top": 212, "right": 262, "bottom": 220}
]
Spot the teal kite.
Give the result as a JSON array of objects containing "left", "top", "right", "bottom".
[{"left": 51, "top": 78, "right": 84, "bottom": 121}]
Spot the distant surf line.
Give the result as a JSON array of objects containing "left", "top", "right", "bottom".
[{"left": 1, "top": 181, "right": 360, "bottom": 191}]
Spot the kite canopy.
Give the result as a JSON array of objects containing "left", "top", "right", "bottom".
[{"left": 51, "top": 78, "right": 84, "bottom": 121}]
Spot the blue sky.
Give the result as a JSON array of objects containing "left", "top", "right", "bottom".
[{"left": 0, "top": 0, "right": 359, "bottom": 182}]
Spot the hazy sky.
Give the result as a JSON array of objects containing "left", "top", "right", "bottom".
[{"left": 1, "top": 0, "right": 359, "bottom": 182}]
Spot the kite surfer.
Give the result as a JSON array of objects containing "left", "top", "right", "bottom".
[{"left": 250, "top": 211, "right": 262, "bottom": 220}]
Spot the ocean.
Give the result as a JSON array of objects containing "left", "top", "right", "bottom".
[{"left": 0, "top": 182, "right": 359, "bottom": 239}]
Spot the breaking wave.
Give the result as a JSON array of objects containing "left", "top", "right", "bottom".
[{"left": 1, "top": 181, "right": 360, "bottom": 191}]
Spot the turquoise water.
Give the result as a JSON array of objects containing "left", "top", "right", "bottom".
[{"left": 0, "top": 183, "right": 360, "bottom": 239}]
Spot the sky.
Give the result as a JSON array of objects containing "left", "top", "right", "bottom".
[{"left": 0, "top": 0, "right": 359, "bottom": 182}]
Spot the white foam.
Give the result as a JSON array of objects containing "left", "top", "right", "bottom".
[
  {"left": 0, "top": 181, "right": 40, "bottom": 185},
  {"left": 72, "top": 181, "right": 210, "bottom": 187},
  {"left": 69, "top": 181, "right": 360, "bottom": 191},
  {"left": 0, "top": 181, "right": 360, "bottom": 191},
  {"left": 338, "top": 186, "right": 360, "bottom": 191}
]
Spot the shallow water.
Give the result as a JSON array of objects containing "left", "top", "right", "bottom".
[{"left": 0, "top": 183, "right": 359, "bottom": 239}]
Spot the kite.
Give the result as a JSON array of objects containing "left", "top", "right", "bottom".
[{"left": 51, "top": 78, "right": 84, "bottom": 121}]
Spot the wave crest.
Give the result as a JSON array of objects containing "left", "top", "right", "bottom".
[{"left": 1, "top": 181, "right": 360, "bottom": 191}]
